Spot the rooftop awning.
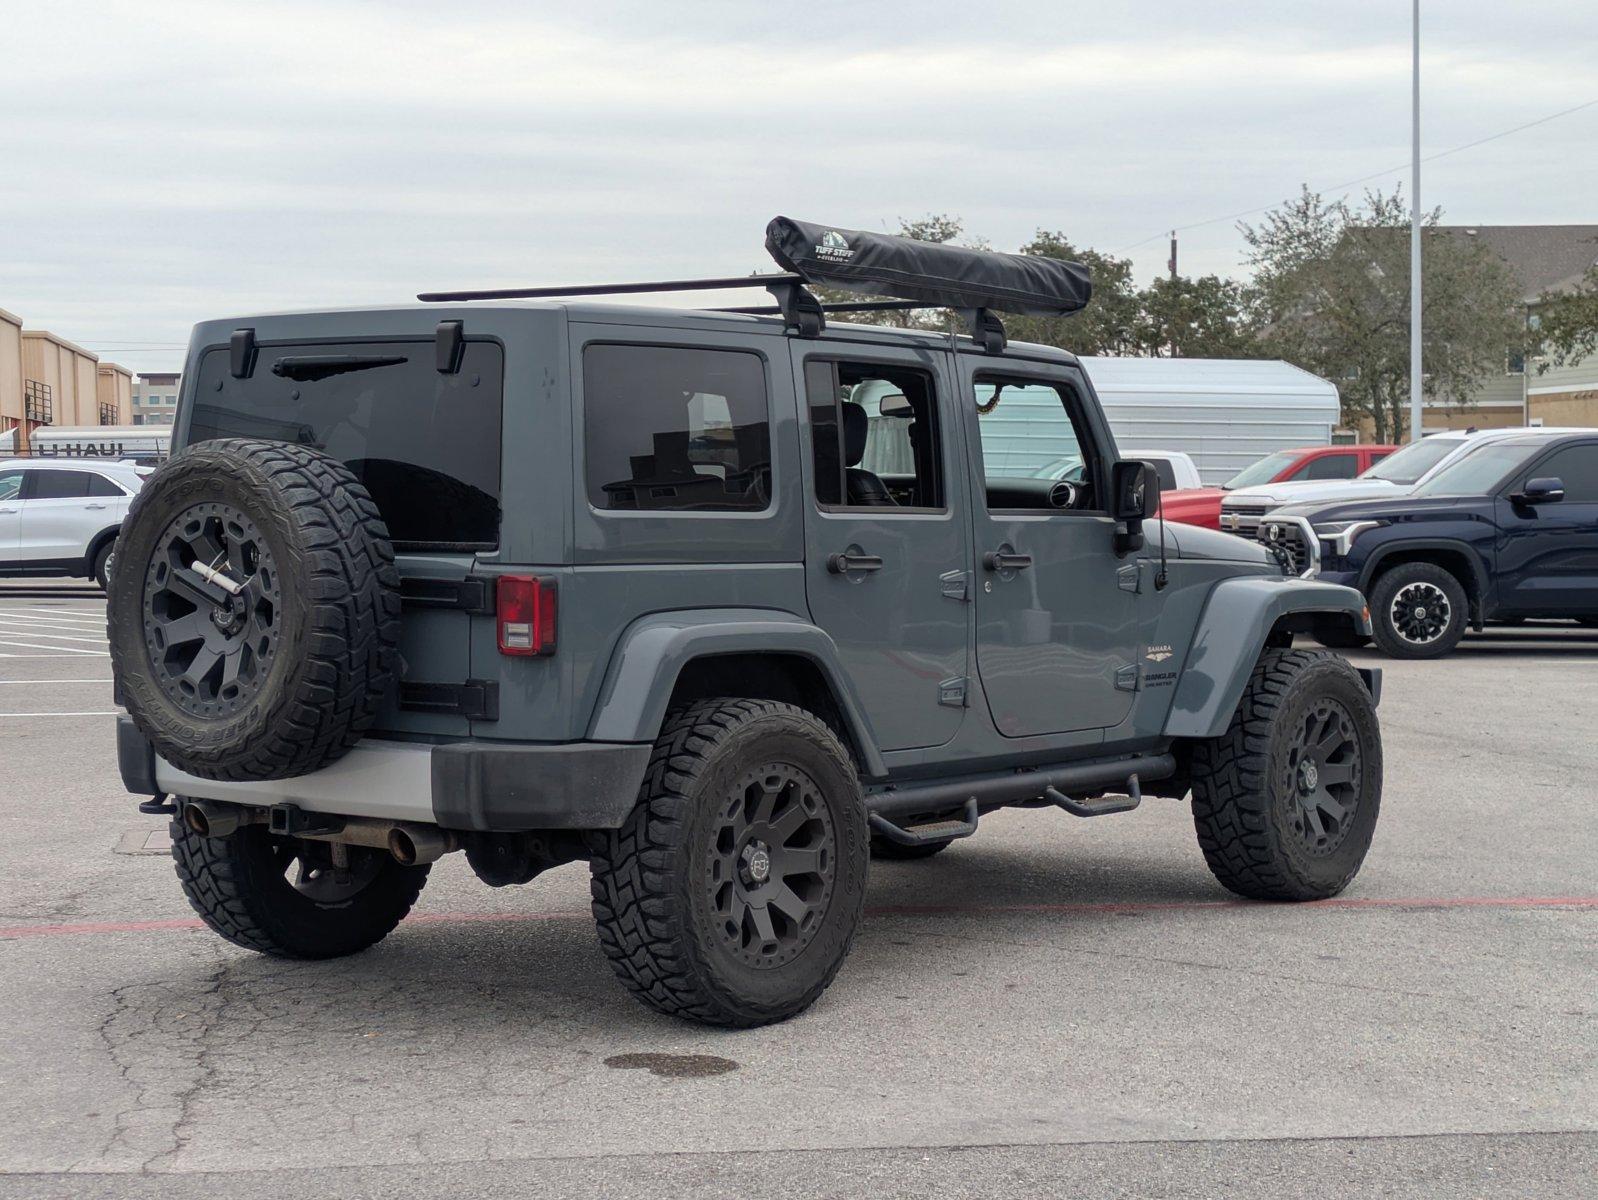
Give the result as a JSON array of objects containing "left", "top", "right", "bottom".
[{"left": 765, "top": 216, "right": 1092, "bottom": 316}]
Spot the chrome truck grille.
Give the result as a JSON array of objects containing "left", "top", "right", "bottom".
[{"left": 1219, "top": 500, "right": 1272, "bottom": 536}]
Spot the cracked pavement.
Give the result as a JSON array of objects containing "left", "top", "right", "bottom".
[{"left": 0, "top": 586, "right": 1594, "bottom": 1197}]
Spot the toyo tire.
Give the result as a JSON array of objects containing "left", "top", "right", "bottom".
[
  {"left": 171, "top": 814, "right": 429, "bottom": 959},
  {"left": 1191, "top": 648, "right": 1382, "bottom": 901},
  {"left": 108, "top": 439, "right": 402, "bottom": 781},
  {"left": 590, "top": 698, "right": 870, "bottom": 1028}
]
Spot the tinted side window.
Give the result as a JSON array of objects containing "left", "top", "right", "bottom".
[
  {"left": 1525, "top": 444, "right": 1598, "bottom": 503},
  {"left": 1304, "top": 454, "right": 1359, "bottom": 480},
  {"left": 803, "top": 360, "right": 944, "bottom": 509},
  {"left": 28, "top": 471, "right": 93, "bottom": 500},
  {"left": 0, "top": 470, "right": 22, "bottom": 502},
  {"left": 86, "top": 474, "right": 126, "bottom": 497},
  {"left": 584, "top": 345, "right": 771, "bottom": 512}
]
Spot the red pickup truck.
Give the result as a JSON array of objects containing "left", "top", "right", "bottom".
[{"left": 1160, "top": 444, "right": 1396, "bottom": 530}]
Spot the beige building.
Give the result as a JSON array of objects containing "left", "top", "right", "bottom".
[
  {"left": 21, "top": 329, "right": 101, "bottom": 433},
  {"left": 1423, "top": 225, "right": 1598, "bottom": 432},
  {"left": 0, "top": 307, "right": 22, "bottom": 446},
  {"left": 96, "top": 361, "right": 134, "bottom": 425}
]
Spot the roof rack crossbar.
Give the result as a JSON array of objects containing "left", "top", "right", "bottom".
[
  {"left": 715, "top": 299, "right": 924, "bottom": 315},
  {"left": 417, "top": 273, "right": 803, "bottom": 303}
]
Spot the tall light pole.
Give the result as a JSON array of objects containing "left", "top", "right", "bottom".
[{"left": 1409, "top": 0, "right": 1423, "bottom": 442}]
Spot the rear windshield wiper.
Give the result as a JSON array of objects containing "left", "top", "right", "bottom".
[{"left": 270, "top": 354, "right": 408, "bottom": 382}]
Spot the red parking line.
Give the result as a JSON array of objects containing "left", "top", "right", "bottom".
[{"left": 0, "top": 895, "right": 1593, "bottom": 941}]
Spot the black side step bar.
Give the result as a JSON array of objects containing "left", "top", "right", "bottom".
[
  {"left": 866, "top": 752, "right": 1174, "bottom": 822},
  {"left": 1045, "top": 774, "right": 1142, "bottom": 818},
  {"left": 868, "top": 799, "right": 980, "bottom": 848}
]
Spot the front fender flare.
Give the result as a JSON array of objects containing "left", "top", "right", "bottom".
[
  {"left": 1164, "top": 577, "right": 1371, "bottom": 739},
  {"left": 1357, "top": 538, "right": 1489, "bottom": 606},
  {"left": 584, "top": 608, "right": 887, "bottom": 778}
]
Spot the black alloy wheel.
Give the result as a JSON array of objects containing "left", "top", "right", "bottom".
[
  {"left": 142, "top": 502, "right": 282, "bottom": 719},
  {"left": 1387, "top": 580, "right": 1452, "bottom": 648},
  {"left": 1282, "top": 697, "right": 1363, "bottom": 857},
  {"left": 708, "top": 762, "right": 837, "bottom": 970}
]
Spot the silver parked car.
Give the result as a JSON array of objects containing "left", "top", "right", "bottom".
[{"left": 0, "top": 458, "right": 149, "bottom": 589}]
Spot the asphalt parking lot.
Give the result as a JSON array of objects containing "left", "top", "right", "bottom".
[{"left": 0, "top": 581, "right": 1593, "bottom": 1198}]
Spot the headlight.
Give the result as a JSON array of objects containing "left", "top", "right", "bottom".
[{"left": 1312, "top": 520, "right": 1380, "bottom": 556}]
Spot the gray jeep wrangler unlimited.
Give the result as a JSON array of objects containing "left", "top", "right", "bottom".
[{"left": 110, "top": 219, "right": 1382, "bottom": 1027}]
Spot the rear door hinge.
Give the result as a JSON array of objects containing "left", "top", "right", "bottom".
[
  {"left": 1117, "top": 563, "right": 1141, "bottom": 594},
  {"left": 1114, "top": 664, "right": 1141, "bottom": 692},
  {"left": 400, "top": 679, "right": 500, "bottom": 721},
  {"left": 939, "top": 569, "right": 972, "bottom": 602},
  {"left": 938, "top": 676, "right": 968, "bottom": 708}
]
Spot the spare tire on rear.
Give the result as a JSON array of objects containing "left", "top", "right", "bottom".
[{"left": 108, "top": 438, "right": 402, "bottom": 782}]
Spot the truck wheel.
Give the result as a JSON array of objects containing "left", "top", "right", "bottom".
[
  {"left": 92, "top": 540, "right": 117, "bottom": 591},
  {"left": 1368, "top": 562, "right": 1467, "bottom": 658},
  {"left": 107, "top": 439, "right": 401, "bottom": 781},
  {"left": 1191, "top": 649, "right": 1381, "bottom": 901},
  {"left": 589, "top": 698, "right": 869, "bottom": 1027},
  {"left": 170, "top": 814, "right": 429, "bottom": 959}
]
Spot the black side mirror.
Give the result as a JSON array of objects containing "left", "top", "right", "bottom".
[
  {"left": 1112, "top": 459, "right": 1161, "bottom": 522},
  {"left": 1512, "top": 476, "right": 1565, "bottom": 506}
]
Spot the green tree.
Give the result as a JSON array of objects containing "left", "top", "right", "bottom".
[
  {"left": 1005, "top": 231, "right": 1141, "bottom": 355},
  {"left": 1132, "top": 273, "right": 1259, "bottom": 358},
  {"left": 1534, "top": 263, "right": 1598, "bottom": 372},
  {"left": 1242, "top": 186, "right": 1523, "bottom": 441}
]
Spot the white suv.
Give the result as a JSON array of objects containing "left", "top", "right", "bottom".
[{"left": 0, "top": 459, "right": 148, "bottom": 589}]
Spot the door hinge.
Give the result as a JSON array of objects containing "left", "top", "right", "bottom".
[
  {"left": 939, "top": 569, "right": 972, "bottom": 602},
  {"left": 1114, "top": 664, "right": 1141, "bottom": 692},
  {"left": 400, "top": 679, "right": 500, "bottom": 721},
  {"left": 1117, "top": 563, "right": 1141, "bottom": 594},
  {"left": 938, "top": 677, "right": 968, "bottom": 708}
]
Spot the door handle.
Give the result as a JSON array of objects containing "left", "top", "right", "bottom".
[
  {"left": 983, "top": 549, "right": 1033, "bottom": 571},
  {"left": 827, "top": 550, "right": 885, "bottom": 575},
  {"left": 84, "top": 503, "right": 108, "bottom": 510}
]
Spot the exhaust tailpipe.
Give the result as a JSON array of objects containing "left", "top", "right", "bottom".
[
  {"left": 387, "top": 823, "right": 454, "bottom": 866},
  {"left": 183, "top": 799, "right": 243, "bottom": 839}
]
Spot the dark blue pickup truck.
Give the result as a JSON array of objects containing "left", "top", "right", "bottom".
[{"left": 1264, "top": 430, "right": 1598, "bottom": 658}]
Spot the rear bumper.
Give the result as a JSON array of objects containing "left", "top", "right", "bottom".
[{"left": 118, "top": 716, "right": 650, "bottom": 832}]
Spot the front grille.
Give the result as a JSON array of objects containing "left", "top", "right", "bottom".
[
  {"left": 1221, "top": 502, "right": 1271, "bottom": 536},
  {"left": 1257, "top": 520, "right": 1308, "bottom": 575}
]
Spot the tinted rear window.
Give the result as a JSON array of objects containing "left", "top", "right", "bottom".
[{"left": 187, "top": 340, "right": 503, "bottom": 549}]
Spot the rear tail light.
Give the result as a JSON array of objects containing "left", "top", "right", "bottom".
[{"left": 496, "top": 575, "right": 556, "bottom": 656}]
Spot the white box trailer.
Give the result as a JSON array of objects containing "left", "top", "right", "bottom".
[
  {"left": 976, "top": 357, "right": 1341, "bottom": 487},
  {"left": 0, "top": 424, "right": 170, "bottom": 463}
]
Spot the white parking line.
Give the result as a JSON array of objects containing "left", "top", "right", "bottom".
[
  {"left": 0, "top": 653, "right": 109, "bottom": 659},
  {"left": 0, "top": 623, "right": 108, "bottom": 642},
  {"left": 0, "top": 611, "right": 104, "bottom": 624},
  {"left": 0, "top": 711, "right": 118, "bottom": 717},
  {"left": 0, "top": 679, "right": 114, "bottom": 685},
  {"left": 0, "top": 640, "right": 107, "bottom": 655},
  {"left": 10, "top": 608, "right": 106, "bottom": 622}
]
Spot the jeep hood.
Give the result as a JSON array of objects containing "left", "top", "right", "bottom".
[
  {"left": 1162, "top": 521, "right": 1274, "bottom": 566},
  {"left": 1226, "top": 478, "right": 1407, "bottom": 505}
]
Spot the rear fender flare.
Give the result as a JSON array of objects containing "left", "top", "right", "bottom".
[
  {"left": 585, "top": 608, "right": 886, "bottom": 779},
  {"left": 1164, "top": 577, "right": 1372, "bottom": 739}
]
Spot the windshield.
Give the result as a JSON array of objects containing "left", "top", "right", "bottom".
[
  {"left": 1410, "top": 442, "right": 1544, "bottom": 497},
  {"left": 1360, "top": 436, "right": 1460, "bottom": 483},
  {"left": 1224, "top": 451, "right": 1298, "bottom": 490}
]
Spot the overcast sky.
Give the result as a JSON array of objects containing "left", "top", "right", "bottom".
[{"left": 3, "top": 0, "right": 1595, "bottom": 373}]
